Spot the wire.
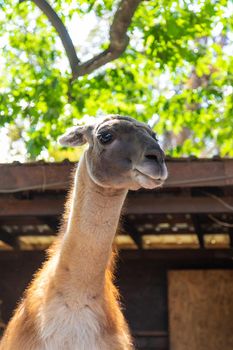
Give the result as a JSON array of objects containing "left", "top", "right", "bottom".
[
  {"left": 167, "top": 174, "right": 233, "bottom": 186},
  {"left": 208, "top": 214, "right": 233, "bottom": 228},
  {"left": 0, "top": 175, "right": 233, "bottom": 194},
  {"left": 0, "top": 182, "right": 69, "bottom": 193},
  {"left": 203, "top": 191, "right": 233, "bottom": 212}
]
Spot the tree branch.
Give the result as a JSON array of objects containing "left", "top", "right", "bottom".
[
  {"left": 19, "top": 0, "right": 80, "bottom": 75},
  {"left": 72, "top": 0, "right": 142, "bottom": 79},
  {"left": 20, "top": 0, "right": 142, "bottom": 80}
]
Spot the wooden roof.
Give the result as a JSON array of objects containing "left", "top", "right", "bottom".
[{"left": 0, "top": 158, "right": 233, "bottom": 267}]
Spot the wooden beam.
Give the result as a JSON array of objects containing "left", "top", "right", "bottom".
[
  {"left": 125, "top": 194, "right": 233, "bottom": 214},
  {"left": 120, "top": 249, "right": 233, "bottom": 269},
  {"left": 228, "top": 228, "right": 233, "bottom": 248},
  {"left": 0, "top": 232, "right": 18, "bottom": 249},
  {"left": 134, "top": 332, "right": 168, "bottom": 349},
  {"left": 0, "top": 162, "right": 73, "bottom": 192},
  {"left": 191, "top": 215, "right": 204, "bottom": 248},
  {"left": 41, "top": 216, "right": 59, "bottom": 232},
  {"left": 122, "top": 218, "right": 142, "bottom": 249},
  {"left": 0, "top": 198, "right": 63, "bottom": 216},
  {"left": 0, "top": 249, "right": 232, "bottom": 268},
  {"left": 0, "top": 194, "right": 233, "bottom": 217},
  {"left": 0, "top": 159, "right": 233, "bottom": 192}
]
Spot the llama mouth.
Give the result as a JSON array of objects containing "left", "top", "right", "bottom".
[{"left": 133, "top": 169, "right": 164, "bottom": 189}]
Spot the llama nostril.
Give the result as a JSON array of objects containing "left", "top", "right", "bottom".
[
  {"left": 145, "top": 154, "right": 158, "bottom": 162},
  {"left": 145, "top": 147, "right": 165, "bottom": 163}
]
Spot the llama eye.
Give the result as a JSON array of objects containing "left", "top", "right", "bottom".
[{"left": 97, "top": 132, "right": 114, "bottom": 144}]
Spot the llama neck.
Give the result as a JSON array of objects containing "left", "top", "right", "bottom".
[{"left": 54, "top": 154, "right": 127, "bottom": 298}]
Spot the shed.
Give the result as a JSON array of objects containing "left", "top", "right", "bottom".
[{"left": 0, "top": 158, "right": 233, "bottom": 350}]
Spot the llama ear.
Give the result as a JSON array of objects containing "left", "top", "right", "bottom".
[{"left": 58, "top": 126, "right": 90, "bottom": 147}]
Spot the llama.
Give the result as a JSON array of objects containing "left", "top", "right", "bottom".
[{"left": 0, "top": 115, "right": 167, "bottom": 350}]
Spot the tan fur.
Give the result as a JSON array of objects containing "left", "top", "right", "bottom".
[
  {"left": 1, "top": 116, "right": 166, "bottom": 350},
  {"left": 0, "top": 158, "right": 132, "bottom": 350}
]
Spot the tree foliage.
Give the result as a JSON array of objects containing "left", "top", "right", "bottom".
[{"left": 0, "top": 0, "right": 232, "bottom": 160}]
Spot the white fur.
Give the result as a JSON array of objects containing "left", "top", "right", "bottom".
[
  {"left": 36, "top": 295, "right": 131, "bottom": 350},
  {"left": 38, "top": 296, "right": 105, "bottom": 350}
]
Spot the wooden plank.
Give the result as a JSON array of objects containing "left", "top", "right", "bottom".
[
  {"left": 0, "top": 159, "right": 233, "bottom": 192},
  {"left": 0, "top": 250, "right": 232, "bottom": 268},
  {"left": 166, "top": 158, "right": 233, "bottom": 187},
  {"left": 0, "top": 198, "right": 64, "bottom": 216},
  {"left": 126, "top": 194, "right": 233, "bottom": 214},
  {"left": 228, "top": 228, "right": 233, "bottom": 248},
  {"left": 0, "top": 232, "right": 18, "bottom": 249},
  {"left": 0, "top": 194, "right": 233, "bottom": 217},
  {"left": 134, "top": 334, "right": 168, "bottom": 349},
  {"left": 168, "top": 270, "right": 233, "bottom": 350},
  {"left": 0, "top": 162, "right": 73, "bottom": 192},
  {"left": 123, "top": 218, "right": 143, "bottom": 249},
  {"left": 191, "top": 215, "right": 204, "bottom": 248},
  {"left": 120, "top": 249, "right": 233, "bottom": 266}
]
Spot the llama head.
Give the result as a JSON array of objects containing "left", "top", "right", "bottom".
[{"left": 59, "top": 115, "right": 167, "bottom": 190}]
